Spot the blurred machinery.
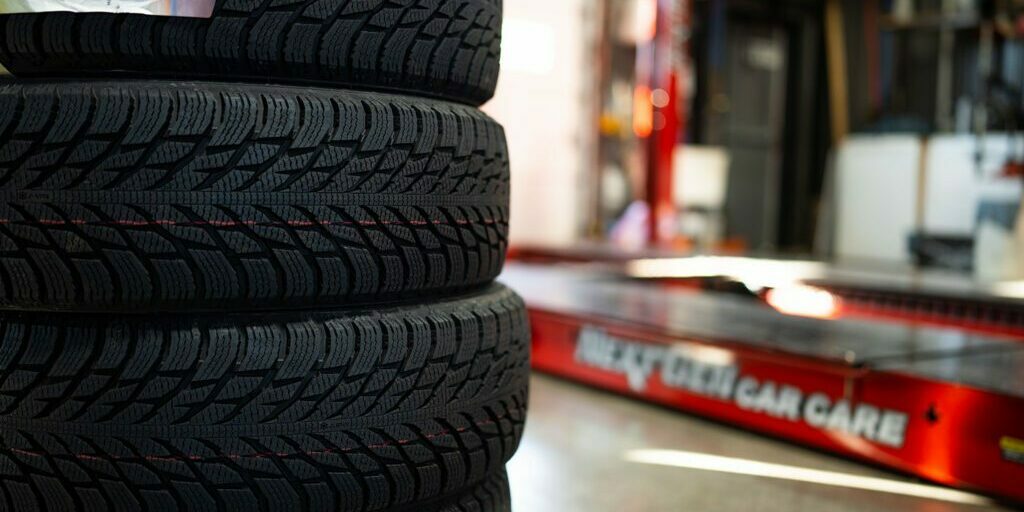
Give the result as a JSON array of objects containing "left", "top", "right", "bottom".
[{"left": 574, "top": 0, "right": 1024, "bottom": 273}]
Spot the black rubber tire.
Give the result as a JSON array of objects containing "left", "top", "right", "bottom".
[
  {"left": 397, "top": 469, "right": 511, "bottom": 512},
  {"left": 0, "top": 284, "right": 529, "bottom": 512},
  {"left": 0, "top": 0, "right": 502, "bottom": 106},
  {"left": 0, "top": 80, "right": 509, "bottom": 313}
]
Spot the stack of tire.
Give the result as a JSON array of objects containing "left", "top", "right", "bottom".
[{"left": 0, "top": 1, "right": 526, "bottom": 511}]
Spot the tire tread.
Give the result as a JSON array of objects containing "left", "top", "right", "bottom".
[
  {"left": 0, "top": 0, "right": 502, "bottom": 105},
  {"left": 0, "top": 285, "right": 529, "bottom": 512},
  {"left": 0, "top": 80, "right": 509, "bottom": 311}
]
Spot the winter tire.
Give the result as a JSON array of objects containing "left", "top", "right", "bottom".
[
  {"left": 0, "top": 284, "right": 529, "bottom": 512},
  {"left": 0, "top": 80, "right": 509, "bottom": 312}
]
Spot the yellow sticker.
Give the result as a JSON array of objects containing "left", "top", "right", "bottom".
[{"left": 1001, "top": 436, "right": 1024, "bottom": 464}]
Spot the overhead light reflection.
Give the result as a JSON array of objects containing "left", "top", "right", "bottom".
[
  {"left": 765, "top": 285, "right": 840, "bottom": 319},
  {"left": 626, "top": 257, "right": 827, "bottom": 291},
  {"left": 670, "top": 344, "right": 735, "bottom": 367},
  {"left": 625, "top": 449, "right": 993, "bottom": 507}
]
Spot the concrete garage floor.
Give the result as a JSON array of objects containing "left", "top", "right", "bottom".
[{"left": 508, "top": 374, "right": 1016, "bottom": 512}]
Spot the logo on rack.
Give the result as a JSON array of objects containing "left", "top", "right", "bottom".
[{"left": 574, "top": 326, "right": 910, "bottom": 449}]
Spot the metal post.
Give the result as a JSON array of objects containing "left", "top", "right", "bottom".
[{"left": 644, "top": 0, "right": 684, "bottom": 246}]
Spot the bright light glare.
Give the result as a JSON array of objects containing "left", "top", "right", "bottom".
[
  {"left": 765, "top": 285, "right": 840, "bottom": 319},
  {"left": 625, "top": 257, "right": 827, "bottom": 291},
  {"left": 651, "top": 88, "right": 671, "bottom": 108},
  {"left": 992, "top": 280, "right": 1024, "bottom": 299},
  {"left": 635, "top": 0, "right": 659, "bottom": 43},
  {"left": 670, "top": 344, "right": 735, "bottom": 367},
  {"left": 633, "top": 85, "right": 654, "bottom": 138},
  {"left": 501, "top": 19, "right": 556, "bottom": 75},
  {"left": 625, "top": 449, "right": 994, "bottom": 507}
]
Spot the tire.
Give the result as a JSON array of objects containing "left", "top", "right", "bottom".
[
  {"left": 0, "top": 285, "right": 529, "bottom": 512},
  {"left": 0, "top": 0, "right": 502, "bottom": 106},
  {"left": 402, "top": 469, "right": 511, "bottom": 512},
  {"left": 0, "top": 80, "right": 509, "bottom": 312}
]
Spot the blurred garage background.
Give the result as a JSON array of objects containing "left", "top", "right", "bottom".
[{"left": 487, "top": 0, "right": 1024, "bottom": 510}]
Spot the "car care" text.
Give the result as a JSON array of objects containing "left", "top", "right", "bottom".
[{"left": 575, "top": 326, "right": 909, "bottom": 448}]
